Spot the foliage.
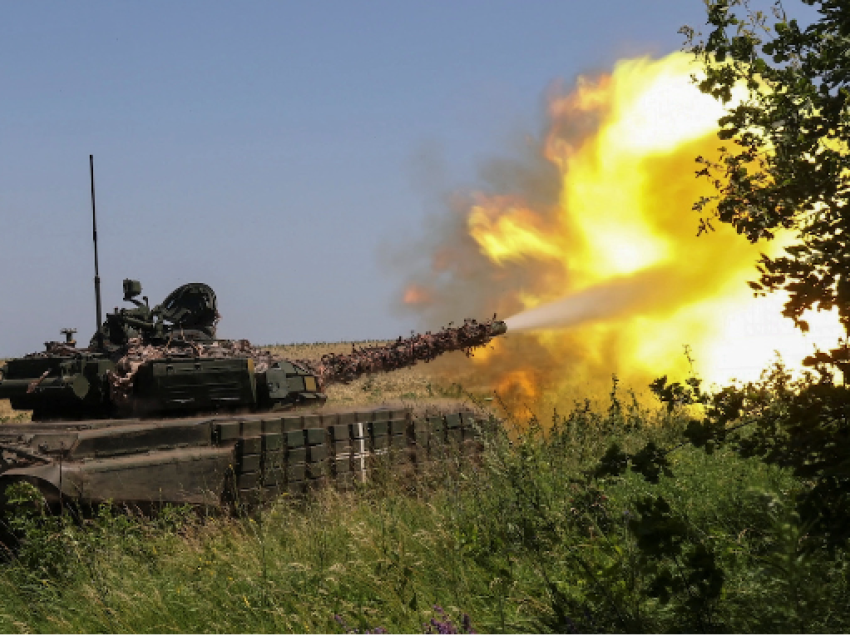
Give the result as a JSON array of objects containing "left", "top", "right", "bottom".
[
  {"left": 683, "top": 0, "right": 850, "bottom": 332},
  {"left": 652, "top": 359, "right": 850, "bottom": 554},
  {"left": 0, "top": 374, "right": 849, "bottom": 632}
]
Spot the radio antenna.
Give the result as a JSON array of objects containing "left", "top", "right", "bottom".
[{"left": 90, "top": 155, "right": 104, "bottom": 349}]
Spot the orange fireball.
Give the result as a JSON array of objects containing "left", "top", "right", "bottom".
[{"left": 400, "top": 52, "right": 844, "bottom": 401}]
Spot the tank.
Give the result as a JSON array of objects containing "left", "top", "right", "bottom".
[{"left": 0, "top": 278, "right": 507, "bottom": 509}]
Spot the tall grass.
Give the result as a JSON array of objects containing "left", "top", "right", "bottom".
[{"left": 1, "top": 377, "right": 847, "bottom": 634}]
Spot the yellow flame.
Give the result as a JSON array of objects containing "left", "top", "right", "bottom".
[
  {"left": 468, "top": 198, "right": 562, "bottom": 266},
  {"left": 496, "top": 368, "right": 539, "bottom": 401},
  {"left": 462, "top": 52, "right": 843, "bottom": 390}
]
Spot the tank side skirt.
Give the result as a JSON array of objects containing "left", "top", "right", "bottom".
[{"left": 0, "top": 408, "right": 487, "bottom": 508}]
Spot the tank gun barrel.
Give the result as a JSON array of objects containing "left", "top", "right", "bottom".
[
  {"left": 489, "top": 320, "right": 507, "bottom": 337},
  {"left": 306, "top": 318, "right": 507, "bottom": 386}
]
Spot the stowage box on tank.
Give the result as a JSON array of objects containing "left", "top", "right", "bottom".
[{"left": 0, "top": 407, "right": 486, "bottom": 509}]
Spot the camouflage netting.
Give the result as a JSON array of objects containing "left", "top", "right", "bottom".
[
  {"left": 107, "top": 318, "right": 504, "bottom": 407},
  {"left": 108, "top": 338, "right": 292, "bottom": 408},
  {"left": 309, "top": 318, "right": 504, "bottom": 385}
]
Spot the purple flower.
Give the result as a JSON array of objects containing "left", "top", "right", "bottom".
[
  {"left": 462, "top": 614, "right": 475, "bottom": 634},
  {"left": 424, "top": 605, "right": 476, "bottom": 634}
]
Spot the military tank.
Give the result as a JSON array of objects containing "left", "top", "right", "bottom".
[
  {"left": 0, "top": 157, "right": 507, "bottom": 510},
  {"left": 0, "top": 278, "right": 506, "bottom": 509}
]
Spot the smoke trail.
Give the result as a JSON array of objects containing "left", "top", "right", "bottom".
[
  {"left": 504, "top": 265, "right": 720, "bottom": 332},
  {"left": 505, "top": 271, "right": 660, "bottom": 332}
]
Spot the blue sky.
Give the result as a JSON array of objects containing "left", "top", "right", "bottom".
[{"left": 1, "top": 1, "right": 711, "bottom": 356}]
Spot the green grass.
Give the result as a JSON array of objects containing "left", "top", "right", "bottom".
[{"left": 0, "top": 390, "right": 847, "bottom": 634}]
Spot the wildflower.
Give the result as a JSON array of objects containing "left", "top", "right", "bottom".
[
  {"left": 425, "top": 605, "right": 476, "bottom": 634},
  {"left": 461, "top": 615, "right": 473, "bottom": 634},
  {"left": 334, "top": 614, "right": 353, "bottom": 633}
]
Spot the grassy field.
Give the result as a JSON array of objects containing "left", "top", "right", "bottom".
[
  {"left": 0, "top": 400, "right": 15, "bottom": 422},
  {"left": 0, "top": 348, "right": 849, "bottom": 633}
]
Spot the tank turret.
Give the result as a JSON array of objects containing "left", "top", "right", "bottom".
[{"left": 0, "top": 279, "right": 506, "bottom": 421}]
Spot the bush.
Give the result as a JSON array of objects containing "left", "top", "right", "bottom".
[{"left": 0, "top": 371, "right": 848, "bottom": 632}]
